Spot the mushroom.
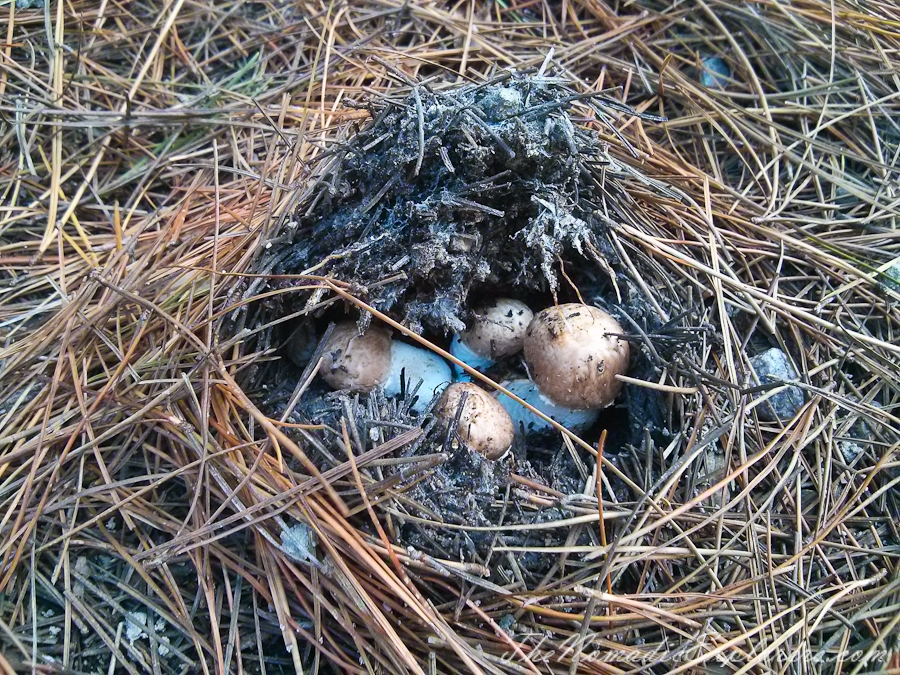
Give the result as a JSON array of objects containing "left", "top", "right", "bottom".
[
  {"left": 449, "top": 298, "right": 533, "bottom": 379},
  {"left": 523, "top": 303, "right": 630, "bottom": 411},
  {"left": 319, "top": 321, "right": 452, "bottom": 411},
  {"left": 435, "top": 383, "right": 515, "bottom": 460},
  {"left": 495, "top": 303, "right": 629, "bottom": 435},
  {"left": 319, "top": 322, "right": 392, "bottom": 392}
]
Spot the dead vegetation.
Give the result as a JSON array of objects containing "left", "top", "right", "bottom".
[{"left": 0, "top": 0, "right": 897, "bottom": 673}]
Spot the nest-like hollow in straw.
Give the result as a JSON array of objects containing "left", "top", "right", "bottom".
[{"left": 234, "top": 71, "right": 705, "bottom": 581}]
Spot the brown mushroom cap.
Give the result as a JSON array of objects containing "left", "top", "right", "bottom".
[
  {"left": 523, "top": 304, "right": 630, "bottom": 410},
  {"left": 319, "top": 322, "right": 392, "bottom": 392},
  {"left": 461, "top": 298, "right": 533, "bottom": 359},
  {"left": 435, "top": 383, "right": 515, "bottom": 460}
]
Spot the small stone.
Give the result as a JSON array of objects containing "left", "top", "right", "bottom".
[
  {"left": 497, "top": 614, "right": 516, "bottom": 635},
  {"left": 880, "top": 258, "right": 900, "bottom": 294},
  {"left": 839, "top": 441, "right": 864, "bottom": 462},
  {"left": 699, "top": 56, "right": 730, "bottom": 89},
  {"left": 125, "top": 611, "right": 148, "bottom": 645},
  {"left": 449, "top": 233, "right": 478, "bottom": 253},
  {"left": 749, "top": 348, "right": 805, "bottom": 421},
  {"left": 844, "top": 395, "right": 881, "bottom": 441}
]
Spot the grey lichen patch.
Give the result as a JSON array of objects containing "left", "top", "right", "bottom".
[{"left": 265, "top": 72, "right": 663, "bottom": 335}]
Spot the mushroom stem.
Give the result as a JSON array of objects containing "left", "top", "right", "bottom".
[
  {"left": 449, "top": 298, "right": 533, "bottom": 381},
  {"left": 383, "top": 341, "right": 452, "bottom": 411},
  {"left": 449, "top": 334, "right": 494, "bottom": 381},
  {"left": 495, "top": 379, "right": 599, "bottom": 435}
]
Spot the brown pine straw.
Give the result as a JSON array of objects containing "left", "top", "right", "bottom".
[{"left": 0, "top": 0, "right": 898, "bottom": 673}]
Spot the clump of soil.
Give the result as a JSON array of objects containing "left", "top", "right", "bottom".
[{"left": 264, "top": 71, "right": 663, "bottom": 335}]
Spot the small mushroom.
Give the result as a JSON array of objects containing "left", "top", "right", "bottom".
[
  {"left": 319, "top": 322, "right": 452, "bottom": 411},
  {"left": 449, "top": 298, "right": 533, "bottom": 379},
  {"left": 435, "top": 383, "right": 515, "bottom": 460},
  {"left": 319, "top": 322, "right": 392, "bottom": 392},
  {"left": 523, "top": 303, "right": 630, "bottom": 410},
  {"left": 495, "top": 379, "right": 599, "bottom": 435}
]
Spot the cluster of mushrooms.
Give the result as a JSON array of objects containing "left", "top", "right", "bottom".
[{"left": 317, "top": 300, "right": 630, "bottom": 461}]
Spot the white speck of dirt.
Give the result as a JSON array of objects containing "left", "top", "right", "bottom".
[
  {"left": 839, "top": 441, "right": 864, "bottom": 462},
  {"left": 125, "top": 611, "right": 148, "bottom": 645},
  {"left": 73, "top": 555, "right": 89, "bottom": 598},
  {"left": 280, "top": 522, "right": 318, "bottom": 564}
]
